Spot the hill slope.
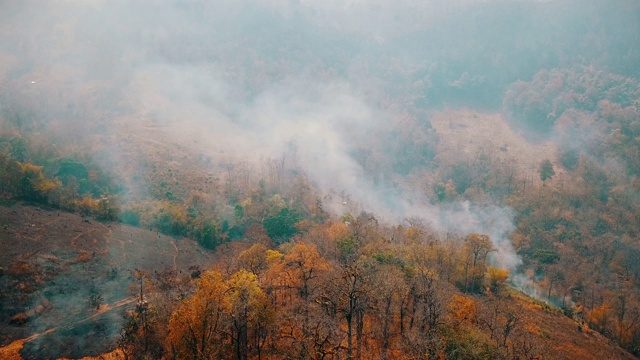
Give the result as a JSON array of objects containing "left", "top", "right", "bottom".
[
  {"left": 0, "top": 203, "right": 636, "bottom": 359},
  {"left": 0, "top": 203, "right": 216, "bottom": 359}
]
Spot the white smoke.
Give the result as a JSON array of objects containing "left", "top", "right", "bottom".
[{"left": 124, "top": 64, "right": 524, "bottom": 272}]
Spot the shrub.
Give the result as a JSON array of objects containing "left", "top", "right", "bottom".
[
  {"left": 193, "top": 221, "right": 222, "bottom": 250},
  {"left": 155, "top": 203, "right": 188, "bottom": 236},
  {"left": 559, "top": 148, "right": 580, "bottom": 171},
  {"left": 119, "top": 209, "right": 141, "bottom": 226},
  {"left": 74, "top": 195, "right": 99, "bottom": 216}
]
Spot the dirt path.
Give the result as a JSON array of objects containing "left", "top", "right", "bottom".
[
  {"left": 70, "top": 228, "right": 95, "bottom": 247},
  {"left": 97, "top": 222, "right": 126, "bottom": 259},
  {"left": 169, "top": 237, "right": 179, "bottom": 270},
  {"left": 96, "top": 222, "right": 113, "bottom": 239}
]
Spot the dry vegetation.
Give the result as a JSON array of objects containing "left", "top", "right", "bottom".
[
  {"left": 0, "top": 203, "right": 216, "bottom": 359},
  {"left": 430, "top": 109, "right": 570, "bottom": 192},
  {"left": 2, "top": 202, "right": 635, "bottom": 359},
  {"left": 1, "top": 0, "right": 640, "bottom": 358},
  {"left": 104, "top": 116, "right": 222, "bottom": 202},
  {"left": 507, "top": 290, "right": 635, "bottom": 360}
]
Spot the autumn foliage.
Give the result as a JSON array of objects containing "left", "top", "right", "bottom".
[{"left": 114, "top": 222, "right": 555, "bottom": 360}]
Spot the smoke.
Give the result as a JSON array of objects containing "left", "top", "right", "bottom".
[
  {"left": 120, "top": 60, "right": 524, "bottom": 272},
  {"left": 6, "top": 2, "right": 640, "bottom": 358},
  {"left": 433, "top": 202, "right": 521, "bottom": 269},
  {"left": 6, "top": 0, "right": 598, "bottom": 298},
  {"left": 0, "top": 0, "right": 535, "bottom": 275}
]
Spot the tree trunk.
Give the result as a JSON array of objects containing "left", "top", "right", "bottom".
[
  {"left": 382, "top": 297, "right": 392, "bottom": 360},
  {"left": 346, "top": 312, "right": 353, "bottom": 360},
  {"left": 356, "top": 309, "right": 364, "bottom": 360}
]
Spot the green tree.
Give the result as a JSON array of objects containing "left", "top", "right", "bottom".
[
  {"left": 451, "top": 164, "right": 472, "bottom": 194},
  {"left": 192, "top": 220, "right": 222, "bottom": 249},
  {"left": 539, "top": 159, "right": 555, "bottom": 185},
  {"left": 0, "top": 153, "right": 21, "bottom": 196},
  {"left": 263, "top": 208, "right": 301, "bottom": 243},
  {"left": 56, "top": 158, "right": 89, "bottom": 183},
  {"left": 9, "top": 137, "right": 28, "bottom": 162}
]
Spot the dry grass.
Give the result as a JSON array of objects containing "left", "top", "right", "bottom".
[
  {"left": 39, "top": 254, "right": 59, "bottom": 262},
  {"left": 68, "top": 250, "right": 94, "bottom": 264},
  {"left": 0, "top": 339, "right": 26, "bottom": 360},
  {"left": 507, "top": 289, "right": 636, "bottom": 360},
  {"left": 0, "top": 339, "right": 126, "bottom": 360},
  {"left": 8, "top": 313, "right": 28, "bottom": 326},
  {"left": 67, "top": 348, "right": 126, "bottom": 360},
  {"left": 430, "top": 109, "right": 567, "bottom": 189},
  {"left": 107, "top": 115, "right": 223, "bottom": 203},
  {"left": 6, "top": 261, "right": 33, "bottom": 278},
  {"left": 8, "top": 299, "right": 52, "bottom": 327}
]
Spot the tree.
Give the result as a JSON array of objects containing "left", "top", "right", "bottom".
[
  {"left": 370, "top": 264, "right": 407, "bottom": 360},
  {"left": 324, "top": 261, "right": 373, "bottom": 360},
  {"left": 263, "top": 208, "right": 301, "bottom": 244},
  {"left": 167, "top": 270, "right": 230, "bottom": 360},
  {"left": 16, "top": 161, "right": 61, "bottom": 202},
  {"left": 238, "top": 243, "right": 269, "bottom": 277},
  {"left": 485, "top": 267, "right": 510, "bottom": 295},
  {"left": 450, "top": 164, "right": 473, "bottom": 195},
  {"left": 447, "top": 294, "right": 478, "bottom": 331},
  {"left": 559, "top": 148, "right": 580, "bottom": 171},
  {"left": 400, "top": 264, "right": 446, "bottom": 358},
  {"left": 155, "top": 202, "right": 189, "bottom": 236},
  {"left": 9, "top": 137, "right": 28, "bottom": 162},
  {"left": 56, "top": 158, "right": 89, "bottom": 184},
  {"left": 192, "top": 219, "right": 222, "bottom": 249},
  {"left": 0, "top": 153, "right": 21, "bottom": 196},
  {"left": 460, "top": 234, "right": 494, "bottom": 294},
  {"left": 478, "top": 297, "right": 523, "bottom": 352},
  {"left": 120, "top": 270, "right": 167, "bottom": 359},
  {"left": 539, "top": 159, "right": 555, "bottom": 185},
  {"left": 227, "top": 269, "right": 274, "bottom": 360},
  {"left": 97, "top": 195, "right": 120, "bottom": 221},
  {"left": 266, "top": 242, "right": 333, "bottom": 358}
]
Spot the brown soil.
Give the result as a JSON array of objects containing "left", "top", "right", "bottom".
[{"left": 0, "top": 202, "right": 216, "bottom": 359}]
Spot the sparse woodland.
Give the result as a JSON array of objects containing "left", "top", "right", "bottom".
[
  {"left": 1, "top": 0, "right": 640, "bottom": 359},
  {"left": 119, "top": 229, "right": 537, "bottom": 360}
]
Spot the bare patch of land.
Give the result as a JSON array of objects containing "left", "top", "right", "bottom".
[
  {"left": 431, "top": 109, "right": 567, "bottom": 190},
  {"left": 0, "top": 202, "right": 216, "bottom": 359}
]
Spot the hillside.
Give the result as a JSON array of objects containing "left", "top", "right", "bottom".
[
  {"left": 0, "top": 204, "right": 635, "bottom": 360},
  {"left": 431, "top": 109, "right": 562, "bottom": 186},
  {"left": 505, "top": 291, "right": 635, "bottom": 360},
  {"left": 0, "top": 203, "right": 216, "bottom": 359},
  {"left": 1, "top": 0, "right": 640, "bottom": 358}
]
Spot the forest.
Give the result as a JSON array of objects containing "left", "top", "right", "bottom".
[{"left": 1, "top": 0, "right": 640, "bottom": 359}]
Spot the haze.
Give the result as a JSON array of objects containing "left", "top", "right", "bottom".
[{"left": 1, "top": 0, "right": 640, "bottom": 358}]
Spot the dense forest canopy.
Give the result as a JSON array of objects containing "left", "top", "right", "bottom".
[{"left": 1, "top": 0, "right": 640, "bottom": 358}]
